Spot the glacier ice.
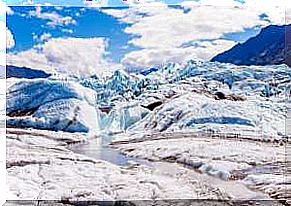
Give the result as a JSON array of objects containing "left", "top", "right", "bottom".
[
  {"left": 7, "top": 79, "right": 97, "bottom": 114},
  {"left": 6, "top": 59, "right": 291, "bottom": 137},
  {"left": 7, "top": 99, "right": 99, "bottom": 133},
  {"left": 7, "top": 79, "right": 100, "bottom": 133}
]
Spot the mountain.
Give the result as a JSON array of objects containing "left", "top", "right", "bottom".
[
  {"left": 211, "top": 25, "right": 291, "bottom": 67},
  {"left": 6, "top": 65, "right": 51, "bottom": 79}
]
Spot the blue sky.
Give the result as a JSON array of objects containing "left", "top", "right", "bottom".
[
  {"left": 7, "top": 6, "right": 261, "bottom": 61},
  {"left": 5, "top": 0, "right": 248, "bottom": 6},
  {"left": 7, "top": 7, "right": 139, "bottom": 62},
  {"left": 4, "top": 1, "right": 287, "bottom": 75}
]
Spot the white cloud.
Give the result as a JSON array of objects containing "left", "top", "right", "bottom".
[
  {"left": 124, "top": 5, "right": 269, "bottom": 49},
  {"left": 0, "top": 22, "right": 5, "bottom": 51},
  {"left": 122, "top": 39, "right": 235, "bottom": 69},
  {"left": 7, "top": 37, "right": 121, "bottom": 77},
  {"left": 242, "top": 0, "right": 286, "bottom": 25},
  {"left": 85, "top": 0, "right": 109, "bottom": 8},
  {"left": 104, "top": 0, "right": 290, "bottom": 69},
  {"left": 61, "top": 28, "right": 73, "bottom": 34},
  {"left": 39, "top": 33, "right": 52, "bottom": 42},
  {"left": 29, "top": 6, "right": 76, "bottom": 27},
  {"left": 6, "top": 28, "right": 15, "bottom": 49},
  {"left": 184, "top": 0, "right": 286, "bottom": 25},
  {"left": 103, "top": 9, "right": 145, "bottom": 24},
  {"left": 182, "top": 0, "right": 243, "bottom": 7},
  {"left": 287, "top": 8, "right": 291, "bottom": 24},
  {"left": 104, "top": 2, "right": 273, "bottom": 69}
]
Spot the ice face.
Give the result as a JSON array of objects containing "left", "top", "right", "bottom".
[
  {"left": 6, "top": 60, "right": 291, "bottom": 136},
  {"left": 7, "top": 79, "right": 97, "bottom": 114},
  {"left": 130, "top": 92, "right": 287, "bottom": 137},
  {"left": 6, "top": 79, "right": 100, "bottom": 133},
  {"left": 86, "top": 60, "right": 289, "bottom": 137},
  {"left": 7, "top": 99, "right": 99, "bottom": 133}
]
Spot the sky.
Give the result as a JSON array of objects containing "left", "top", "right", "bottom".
[{"left": 1, "top": 0, "right": 290, "bottom": 76}]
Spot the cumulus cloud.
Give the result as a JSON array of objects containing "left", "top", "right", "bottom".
[
  {"left": 7, "top": 37, "right": 121, "bottom": 77},
  {"left": 6, "top": 29, "right": 15, "bottom": 49},
  {"left": 181, "top": 0, "right": 243, "bottom": 7},
  {"left": 103, "top": 9, "right": 146, "bottom": 24},
  {"left": 85, "top": 0, "right": 109, "bottom": 8},
  {"left": 122, "top": 39, "right": 235, "bottom": 69},
  {"left": 103, "top": 0, "right": 289, "bottom": 69},
  {"left": 243, "top": 0, "right": 286, "bottom": 25},
  {"left": 125, "top": 6, "right": 264, "bottom": 49},
  {"left": 286, "top": 8, "right": 291, "bottom": 24},
  {"left": 104, "top": 2, "right": 274, "bottom": 69},
  {"left": 182, "top": 0, "right": 286, "bottom": 25},
  {"left": 29, "top": 6, "right": 76, "bottom": 27}
]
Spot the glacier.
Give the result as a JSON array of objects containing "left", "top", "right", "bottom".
[
  {"left": 6, "top": 60, "right": 291, "bottom": 137},
  {"left": 5, "top": 59, "right": 291, "bottom": 202},
  {"left": 7, "top": 79, "right": 100, "bottom": 133}
]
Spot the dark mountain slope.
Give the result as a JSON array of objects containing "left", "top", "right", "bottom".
[
  {"left": 211, "top": 25, "right": 291, "bottom": 67},
  {"left": 6, "top": 65, "right": 51, "bottom": 79}
]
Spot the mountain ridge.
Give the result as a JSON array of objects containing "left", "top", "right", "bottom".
[{"left": 211, "top": 24, "right": 291, "bottom": 67}]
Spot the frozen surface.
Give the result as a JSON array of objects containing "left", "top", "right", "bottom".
[
  {"left": 6, "top": 60, "right": 291, "bottom": 136},
  {"left": 5, "top": 59, "right": 291, "bottom": 203},
  {"left": 6, "top": 128, "right": 269, "bottom": 201},
  {"left": 111, "top": 132, "right": 290, "bottom": 201},
  {"left": 130, "top": 93, "right": 288, "bottom": 138}
]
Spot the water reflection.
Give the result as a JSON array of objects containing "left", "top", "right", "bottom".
[{"left": 68, "top": 134, "right": 138, "bottom": 166}]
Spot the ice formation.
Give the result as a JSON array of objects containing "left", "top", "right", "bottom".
[
  {"left": 7, "top": 80, "right": 99, "bottom": 133},
  {"left": 6, "top": 60, "right": 291, "bottom": 137}
]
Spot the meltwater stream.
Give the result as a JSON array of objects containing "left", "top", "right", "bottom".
[{"left": 68, "top": 134, "right": 146, "bottom": 167}]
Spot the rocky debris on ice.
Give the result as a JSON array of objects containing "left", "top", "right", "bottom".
[
  {"left": 81, "top": 60, "right": 290, "bottom": 137},
  {"left": 129, "top": 92, "right": 288, "bottom": 138}
]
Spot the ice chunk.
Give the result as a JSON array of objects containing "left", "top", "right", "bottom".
[
  {"left": 101, "top": 102, "right": 150, "bottom": 133},
  {"left": 7, "top": 79, "right": 97, "bottom": 114},
  {"left": 7, "top": 99, "right": 99, "bottom": 133},
  {"left": 6, "top": 79, "right": 100, "bottom": 133}
]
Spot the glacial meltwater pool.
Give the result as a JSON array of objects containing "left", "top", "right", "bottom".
[{"left": 68, "top": 134, "right": 147, "bottom": 167}]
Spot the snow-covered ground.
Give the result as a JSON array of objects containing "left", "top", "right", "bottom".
[
  {"left": 5, "top": 60, "right": 291, "bottom": 203},
  {"left": 7, "top": 128, "right": 270, "bottom": 201},
  {"left": 111, "top": 132, "right": 290, "bottom": 201}
]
